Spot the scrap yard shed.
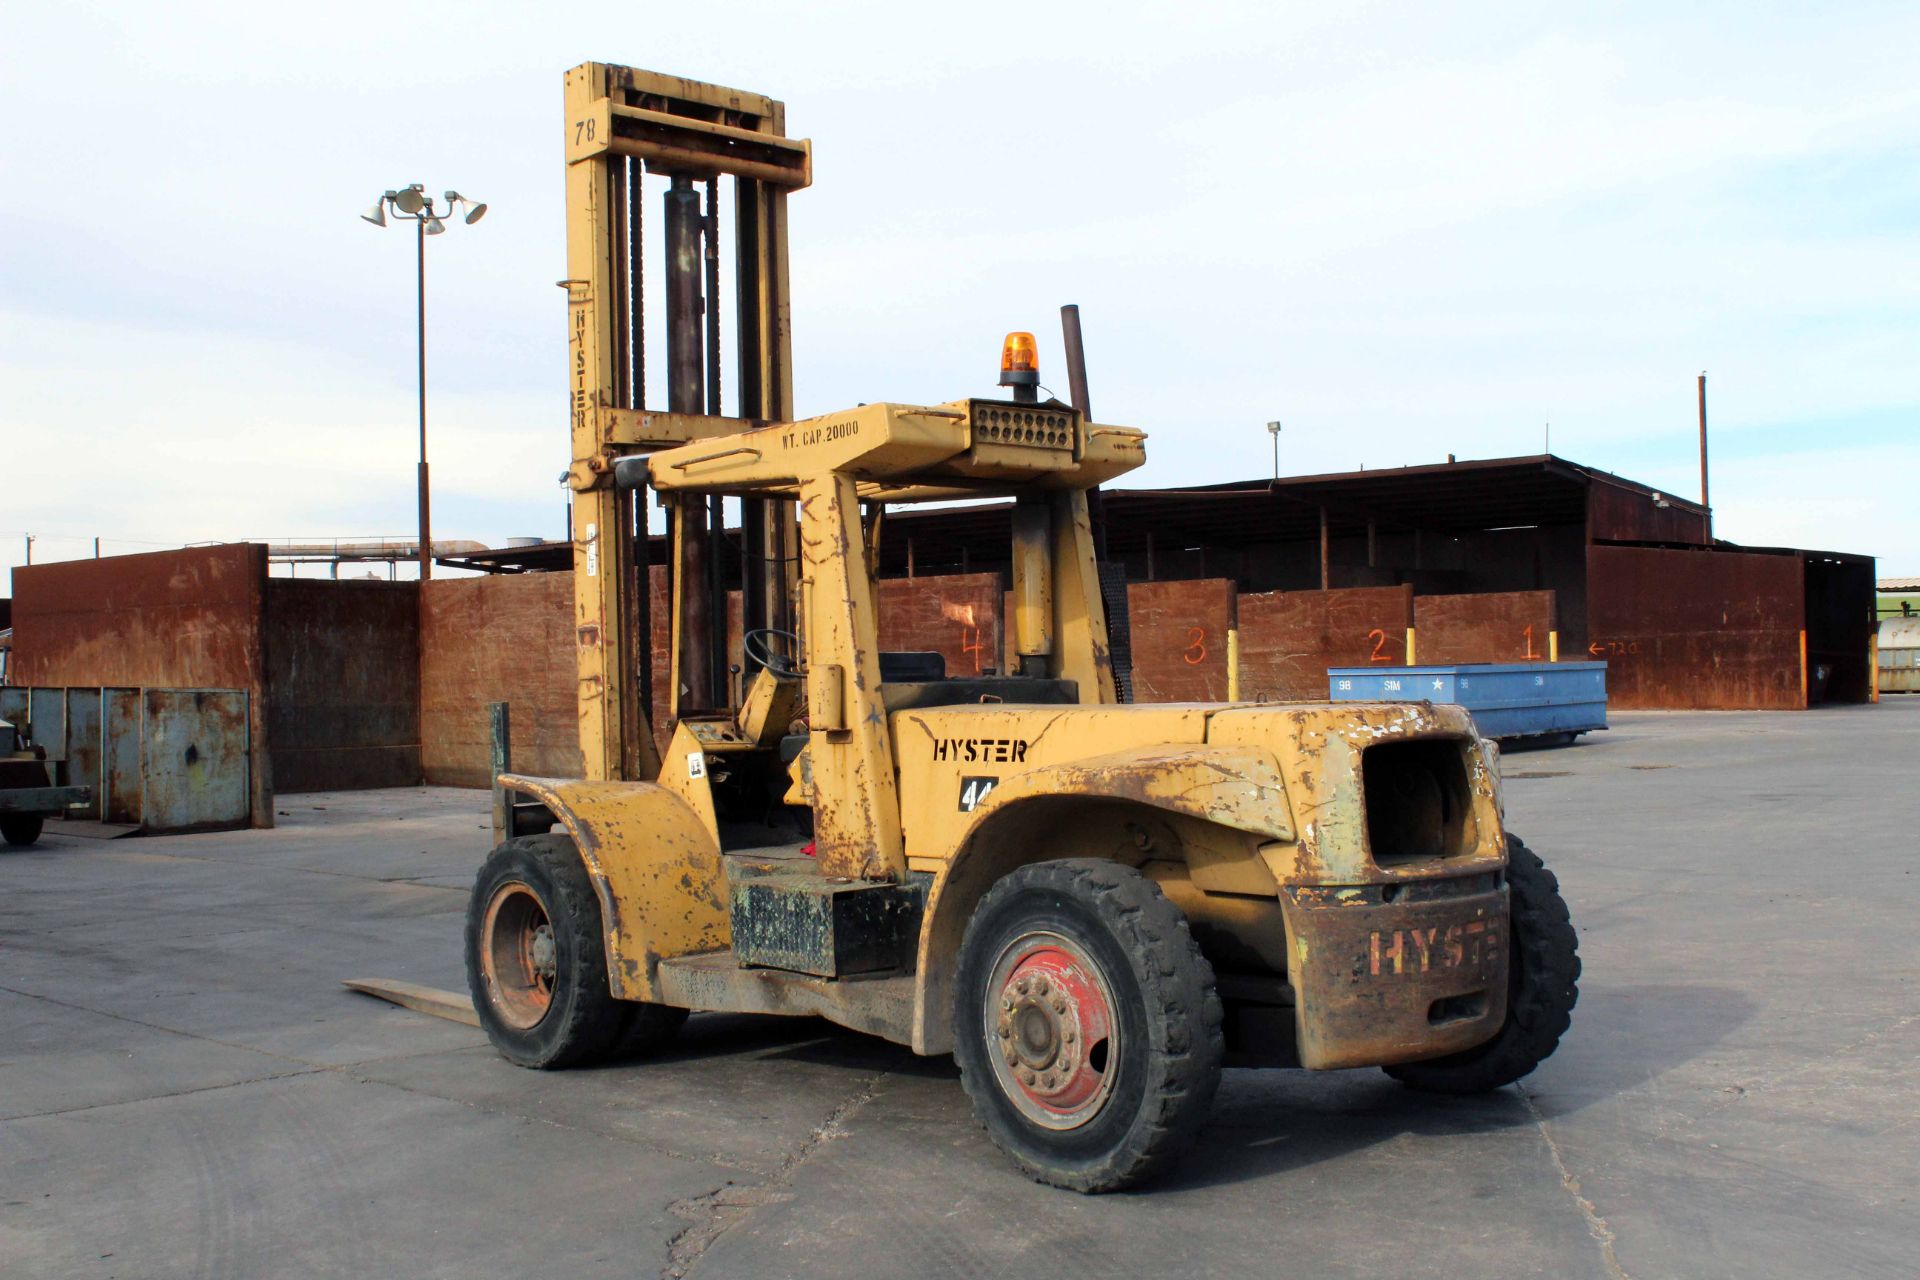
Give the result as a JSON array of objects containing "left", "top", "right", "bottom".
[
  {"left": 881, "top": 453, "right": 1875, "bottom": 710},
  {"left": 1, "top": 455, "right": 1876, "bottom": 808}
]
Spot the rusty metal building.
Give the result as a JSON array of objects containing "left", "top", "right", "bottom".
[
  {"left": 879, "top": 454, "right": 1876, "bottom": 710},
  {"left": 1, "top": 454, "right": 1878, "bottom": 811},
  {"left": 437, "top": 452, "right": 1875, "bottom": 711}
]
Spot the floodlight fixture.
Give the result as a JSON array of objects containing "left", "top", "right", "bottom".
[
  {"left": 355, "top": 180, "right": 487, "bottom": 581},
  {"left": 445, "top": 191, "right": 489, "bottom": 224}
]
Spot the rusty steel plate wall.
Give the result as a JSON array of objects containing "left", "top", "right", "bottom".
[
  {"left": 139, "top": 689, "right": 250, "bottom": 831},
  {"left": 1236, "top": 585, "right": 1415, "bottom": 702},
  {"left": 27, "top": 687, "right": 66, "bottom": 749},
  {"left": 1805, "top": 555, "right": 1876, "bottom": 704},
  {"left": 9, "top": 545, "right": 266, "bottom": 690},
  {"left": 265, "top": 580, "right": 422, "bottom": 792},
  {"left": 877, "top": 573, "right": 1002, "bottom": 680},
  {"left": 1126, "top": 579, "right": 1236, "bottom": 702},
  {"left": 1415, "top": 591, "right": 1558, "bottom": 665},
  {"left": 103, "top": 688, "right": 144, "bottom": 824},
  {"left": 9, "top": 544, "right": 271, "bottom": 826},
  {"left": 641, "top": 568, "right": 747, "bottom": 757},
  {"left": 4, "top": 684, "right": 253, "bottom": 831},
  {"left": 62, "top": 688, "right": 103, "bottom": 820},
  {"left": 421, "top": 572, "right": 583, "bottom": 789},
  {"left": 1587, "top": 479, "right": 1708, "bottom": 546},
  {"left": 1588, "top": 545, "right": 1805, "bottom": 709}
]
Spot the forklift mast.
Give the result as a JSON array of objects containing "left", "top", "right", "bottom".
[{"left": 561, "top": 63, "right": 811, "bottom": 782}]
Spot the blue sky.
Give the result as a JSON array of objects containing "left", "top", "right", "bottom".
[{"left": 2, "top": 1, "right": 1915, "bottom": 582}]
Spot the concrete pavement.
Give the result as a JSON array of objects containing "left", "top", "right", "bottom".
[{"left": 3, "top": 702, "right": 1916, "bottom": 1278}]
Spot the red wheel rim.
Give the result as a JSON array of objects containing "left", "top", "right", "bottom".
[
  {"left": 984, "top": 931, "right": 1119, "bottom": 1130},
  {"left": 480, "top": 881, "right": 557, "bottom": 1030}
]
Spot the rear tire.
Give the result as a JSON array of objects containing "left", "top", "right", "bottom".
[
  {"left": 465, "top": 834, "right": 683, "bottom": 1069},
  {"left": 1, "top": 814, "right": 43, "bottom": 847},
  {"left": 1383, "top": 834, "right": 1579, "bottom": 1094},
  {"left": 953, "top": 859, "right": 1223, "bottom": 1193}
]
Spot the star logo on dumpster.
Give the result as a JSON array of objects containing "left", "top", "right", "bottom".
[{"left": 1432, "top": 679, "right": 1445, "bottom": 691}]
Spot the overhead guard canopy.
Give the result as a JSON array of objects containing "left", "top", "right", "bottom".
[{"left": 641, "top": 398, "right": 1147, "bottom": 500}]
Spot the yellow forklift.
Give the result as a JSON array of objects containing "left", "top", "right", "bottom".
[{"left": 467, "top": 63, "right": 1578, "bottom": 1192}]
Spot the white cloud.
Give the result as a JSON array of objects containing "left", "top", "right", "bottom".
[{"left": 3, "top": 0, "right": 1917, "bottom": 586}]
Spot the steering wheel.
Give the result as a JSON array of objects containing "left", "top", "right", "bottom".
[{"left": 744, "top": 627, "right": 802, "bottom": 677}]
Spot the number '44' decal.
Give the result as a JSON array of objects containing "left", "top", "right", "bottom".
[{"left": 958, "top": 776, "right": 999, "bottom": 813}]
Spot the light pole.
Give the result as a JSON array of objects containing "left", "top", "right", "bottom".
[
  {"left": 360, "top": 183, "right": 487, "bottom": 580},
  {"left": 1266, "top": 420, "right": 1282, "bottom": 481}
]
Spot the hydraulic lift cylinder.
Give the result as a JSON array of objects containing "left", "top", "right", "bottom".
[{"left": 665, "top": 176, "right": 714, "bottom": 712}]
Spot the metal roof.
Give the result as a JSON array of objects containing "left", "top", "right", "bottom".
[
  {"left": 448, "top": 453, "right": 1727, "bottom": 574},
  {"left": 436, "top": 540, "right": 574, "bottom": 574},
  {"left": 882, "top": 453, "right": 1707, "bottom": 567},
  {"left": 1181, "top": 453, "right": 1703, "bottom": 531}
]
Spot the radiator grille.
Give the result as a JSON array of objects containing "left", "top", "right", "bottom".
[{"left": 972, "top": 404, "right": 1075, "bottom": 449}]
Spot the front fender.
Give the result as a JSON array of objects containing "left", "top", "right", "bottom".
[
  {"left": 497, "top": 773, "right": 728, "bottom": 1001},
  {"left": 909, "top": 744, "right": 1293, "bottom": 1053}
]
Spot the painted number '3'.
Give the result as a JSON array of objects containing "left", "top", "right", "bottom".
[{"left": 1183, "top": 628, "right": 1208, "bottom": 665}]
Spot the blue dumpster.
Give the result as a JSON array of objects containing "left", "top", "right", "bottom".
[{"left": 1327, "top": 662, "right": 1608, "bottom": 744}]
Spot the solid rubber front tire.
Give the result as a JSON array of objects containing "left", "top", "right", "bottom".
[
  {"left": 953, "top": 859, "right": 1224, "bottom": 1193},
  {"left": 1383, "top": 834, "right": 1579, "bottom": 1094},
  {"left": 0, "top": 814, "right": 43, "bottom": 847},
  {"left": 465, "top": 834, "right": 683, "bottom": 1069}
]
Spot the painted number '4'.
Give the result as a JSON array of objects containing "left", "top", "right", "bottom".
[{"left": 958, "top": 776, "right": 998, "bottom": 813}]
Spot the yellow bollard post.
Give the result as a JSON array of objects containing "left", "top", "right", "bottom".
[{"left": 1227, "top": 627, "right": 1240, "bottom": 700}]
